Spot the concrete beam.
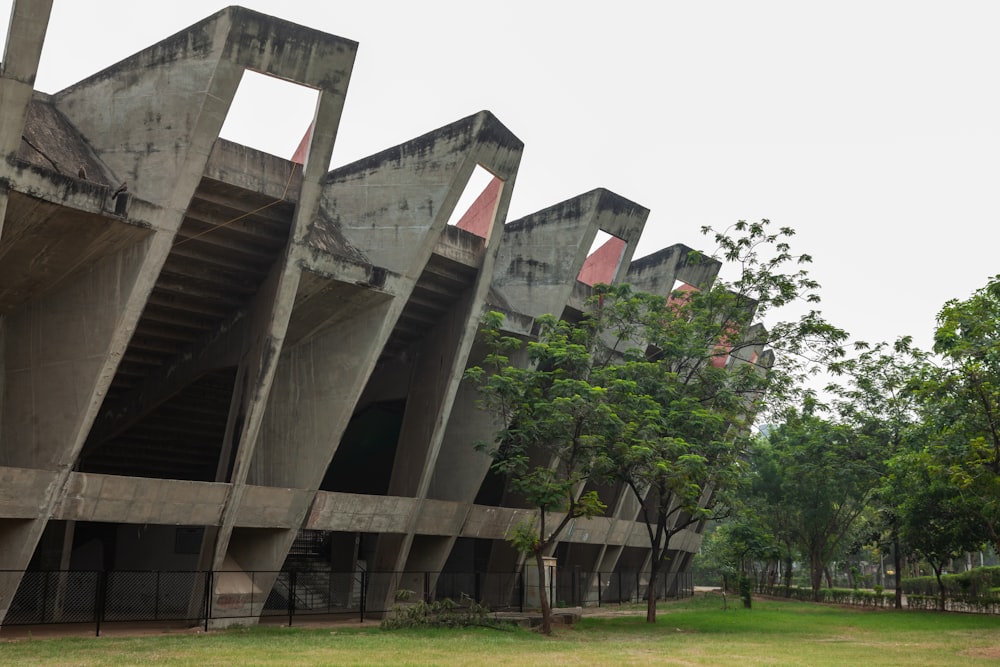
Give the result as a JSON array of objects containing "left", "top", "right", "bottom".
[{"left": 492, "top": 189, "right": 649, "bottom": 318}]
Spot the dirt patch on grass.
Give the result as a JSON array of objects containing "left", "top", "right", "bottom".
[{"left": 962, "top": 645, "right": 1000, "bottom": 659}]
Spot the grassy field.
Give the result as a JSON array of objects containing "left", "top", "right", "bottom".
[{"left": 1, "top": 596, "right": 999, "bottom": 666}]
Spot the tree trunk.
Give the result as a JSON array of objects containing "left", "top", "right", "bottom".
[
  {"left": 646, "top": 557, "right": 661, "bottom": 623},
  {"left": 534, "top": 551, "right": 552, "bottom": 635},
  {"left": 810, "top": 553, "right": 823, "bottom": 601},
  {"left": 933, "top": 565, "right": 946, "bottom": 612},
  {"left": 893, "top": 535, "right": 903, "bottom": 609}
]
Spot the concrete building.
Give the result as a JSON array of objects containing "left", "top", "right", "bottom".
[{"left": 0, "top": 5, "right": 765, "bottom": 626}]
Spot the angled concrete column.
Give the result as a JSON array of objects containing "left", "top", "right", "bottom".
[
  {"left": 221, "top": 278, "right": 399, "bottom": 577},
  {"left": 0, "top": 8, "right": 358, "bottom": 627},
  {"left": 209, "top": 76, "right": 354, "bottom": 591},
  {"left": 0, "top": 0, "right": 53, "bottom": 240},
  {"left": 210, "top": 112, "right": 522, "bottom": 623},
  {"left": 0, "top": 4, "right": 55, "bottom": 609},
  {"left": 0, "top": 235, "right": 152, "bottom": 620},
  {"left": 421, "top": 191, "right": 648, "bottom": 583},
  {"left": 301, "top": 112, "right": 527, "bottom": 606},
  {"left": 576, "top": 245, "right": 725, "bottom": 582}
]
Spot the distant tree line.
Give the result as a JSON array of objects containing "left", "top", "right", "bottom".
[{"left": 698, "top": 275, "right": 1000, "bottom": 613}]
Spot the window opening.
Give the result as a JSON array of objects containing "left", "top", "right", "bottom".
[
  {"left": 447, "top": 164, "right": 502, "bottom": 239},
  {"left": 577, "top": 230, "right": 626, "bottom": 286},
  {"left": 219, "top": 70, "right": 319, "bottom": 164}
]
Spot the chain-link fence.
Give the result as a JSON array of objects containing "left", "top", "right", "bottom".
[{"left": 0, "top": 567, "right": 692, "bottom": 635}]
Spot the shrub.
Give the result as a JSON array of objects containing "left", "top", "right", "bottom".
[
  {"left": 381, "top": 593, "right": 514, "bottom": 630},
  {"left": 901, "top": 566, "right": 1000, "bottom": 599}
]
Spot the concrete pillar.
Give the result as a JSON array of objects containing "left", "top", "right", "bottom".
[
  {"left": 0, "top": 237, "right": 154, "bottom": 620},
  {"left": 0, "top": 0, "right": 53, "bottom": 240}
]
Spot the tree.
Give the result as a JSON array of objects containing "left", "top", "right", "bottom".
[
  {"left": 596, "top": 221, "right": 847, "bottom": 622},
  {"left": 830, "top": 337, "right": 928, "bottom": 607},
  {"left": 699, "top": 516, "right": 781, "bottom": 597},
  {"left": 888, "top": 448, "right": 987, "bottom": 610},
  {"left": 469, "top": 220, "right": 848, "bottom": 627},
  {"left": 753, "top": 407, "right": 880, "bottom": 601},
  {"left": 466, "top": 312, "right": 614, "bottom": 635},
  {"left": 923, "top": 276, "right": 1000, "bottom": 554}
]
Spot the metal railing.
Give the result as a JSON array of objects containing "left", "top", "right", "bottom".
[{"left": 1, "top": 567, "right": 693, "bottom": 636}]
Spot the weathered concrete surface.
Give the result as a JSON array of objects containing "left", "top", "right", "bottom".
[
  {"left": 0, "top": 5, "right": 762, "bottom": 629},
  {"left": 52, "top": 473, "right": 228, "bottom": 526},
  {"left": 491, "top": 189, "right": 648, "bottom": 318},
  {"left": 0, "top": 1, "right": 54, "bottom": 241}
]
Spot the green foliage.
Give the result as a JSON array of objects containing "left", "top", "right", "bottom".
[
  {"left": 886, "top": 447, "right": 988, "bottom": 610},
  {"left": 748, "top": 409, "right": 882, "bottom": 599},
  {"left": 465, "top": 309, "right": 619, "bottom": 633},
  {"left": 901, "top": 566, "right": 1000, "bottom": 598},
  {"left": 771, "top": 585, "right": 892, "bottom": 608},
  {"left": 506, "top": 520, "right": 540, "bottom": 555},
  {"left": 738, "top": 575, "right": 753, "bottom": 608},
  {"left": 466, "top": 220, "right": 848, "bottom": 628},
  {"left": 381, "top": 594, "right": 513, "bottom": 630},
  {"left": 920, "top": 275, "right": 1000, "bottom": 554}
]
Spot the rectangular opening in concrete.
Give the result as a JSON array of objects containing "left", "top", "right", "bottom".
[
  {"left": 320, "top": 400, "right": 405, "bottom": 495},
  {"left": 448, "top": 164, "right": 503, "bottom": 240},
  {"left": 577, "top": 230, "right": 627, "bottom": 286},
  {"left": 219, "top": 69, "right": 320, "bottom": 164},
  {"left": 78, "top": 367, "right": 239, "bottom": 483},
  {"left": 671, "top": 279, "right": 698, "bottom": 299}
]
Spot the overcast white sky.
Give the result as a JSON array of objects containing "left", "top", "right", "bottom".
[{"left": 6, "top": 1, "right": 999, "bottom": 353}]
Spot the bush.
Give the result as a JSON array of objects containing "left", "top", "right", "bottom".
[
  {"left": 901, "top": 566, "right": 1000, "bottom": 599},
  {"left": 381, "top": 593, "right": 514, "bottom": 630}
]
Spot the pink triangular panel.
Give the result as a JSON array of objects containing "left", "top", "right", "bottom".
[
  {"left": 292, "top": 121, "right": 314, "bottom": 165},
  {"left": 456, "top": 176, "right": 503, "bottom": 238},
  {"left": 578, "top": 236, "right": 627, "bottom": 286}
]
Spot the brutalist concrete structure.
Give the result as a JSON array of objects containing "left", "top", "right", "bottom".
[{"left": 0, "top": 5, "right": 768, "bottom": 626}]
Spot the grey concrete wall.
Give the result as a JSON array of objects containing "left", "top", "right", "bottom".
[
  {"left": 0, "top": 4, "right": 763, "bottom": 627},
  {"left": 491, "top": 189, "right": 648, "bottom": 318}
]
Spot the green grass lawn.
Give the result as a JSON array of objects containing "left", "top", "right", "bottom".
[{"left": 2, "top": 596, "right": 999, "bottom": 666}]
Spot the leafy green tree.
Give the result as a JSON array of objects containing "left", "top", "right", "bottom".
[
  {"left": 887, "top": 448, "right": 988, "bottom": 610},
  {"left": 466, "top": 312, "right": 614, "bottom": 635},
  {"left": 831, "top": 337, "right": 928, "bottom": 607},
  {"left": 923, "top": 276, "right": 1000, "bottom": 554},
  {"left": 754, "top": 407, "right": 881, "bottom": 601},
  {"left": 469, "top": 220, "right": 848, "bottom": 627},
  {"left": 698, "top": 516, "right": 781, "bottom": 594},
  {"left": 597, "top": 221, "right": 847, "bottom": 622}
]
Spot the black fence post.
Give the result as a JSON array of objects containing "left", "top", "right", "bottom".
[
  {"left": 518, "top": 570, "right": 524, "bottom": 613},
  {"left": 204, "top": 570, "right": 212, "bottom": 633},
  {"left": 94, "top": 571, "right": 107, "bottom": 637},
  {"left": 361, "top": 570, "right": 368, "bottom": 623},
  {"left": 328, "top": 570, "right": 333, "bottom": 614},
  {"left": 597, "top": 572, "right": 603, "bottom": 607},
  {"left": 41, "top": 571, "right": 49, "bottom": 624},
  {"left": 154, "top": 571, "right": 161, "bottom": 621},
  {"left": 572, "top": 565, "right": 580, "bottom": 607},
  {"left": 288, "top": 570, "right": 296, "bottom": 627},
  {"left": 549, "top": 564, "right": 555, "bottom": 608},
  {"left": 424, "top": 571, "right": 431, "bottom": 604},
  {"left": 474, "top": 572, "right": 481, "bottom": 603},
  {"left": 618, "top": 570, "right": 623, "bottom": 606}
]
